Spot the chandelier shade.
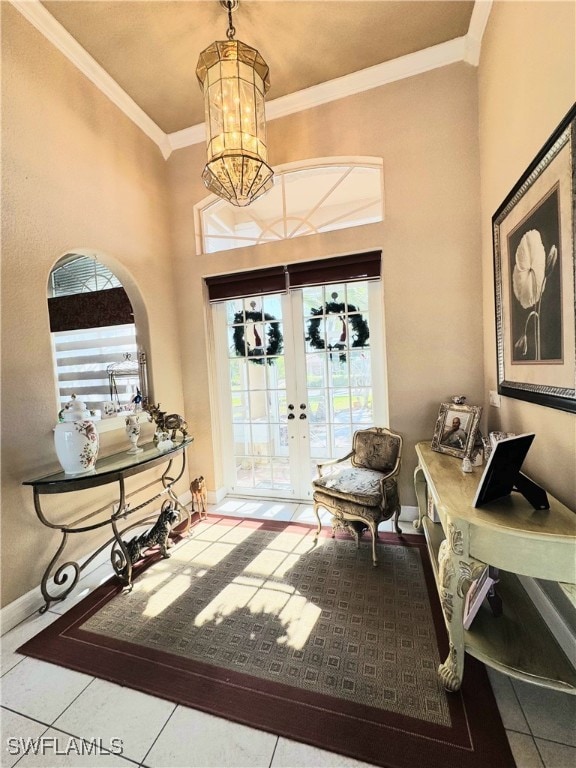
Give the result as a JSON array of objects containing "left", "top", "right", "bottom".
[{"left": 196, "top": 38, "right": 274, "bottom": 207}]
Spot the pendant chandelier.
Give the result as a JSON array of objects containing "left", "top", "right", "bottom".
[{"left": 196, "top": 0, "right": 274, "bottom": 207}]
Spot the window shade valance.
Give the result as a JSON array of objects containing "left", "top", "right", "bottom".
[
  {"left": 206, "top": 251, "right": 381, "bottom": 302},
  {"left": 48, "top": 287, "right": 133, "bottom": 332},
  {"left": 205, "top": 267, "right": 286, "bottom": 302}
]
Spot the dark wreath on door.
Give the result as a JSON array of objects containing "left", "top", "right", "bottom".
[
  {"left": 306, "top": 298, "right": 370, "bottom": 362},
  {"left": 232, "top": 307, "right": 284, "bottom": 365}
]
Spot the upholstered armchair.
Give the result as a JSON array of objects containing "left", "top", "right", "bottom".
[{"left": 312, "top": 427, "right": 402, "bottom": 566}]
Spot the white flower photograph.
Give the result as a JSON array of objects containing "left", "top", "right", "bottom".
[
  {"left": 493, "top": 104, "right": 575, "bottom": 413},
  {"left": 509, "top": 190, "right": 562, "bottom": 363}
]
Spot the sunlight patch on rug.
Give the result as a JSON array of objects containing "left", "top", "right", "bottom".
[{"left": 83, "top": 518, "right": 451, "bottom": 726}]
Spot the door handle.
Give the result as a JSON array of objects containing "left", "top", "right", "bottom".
[
  {"left": 288, "top": 413, "right": 295, "bottom": 420},
  {"left": 299, "top": 413, "right": 307, "bottom": 420}
]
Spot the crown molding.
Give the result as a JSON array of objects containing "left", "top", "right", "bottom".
[
  {"left": 168, "top": 36, "right": 467, "bottom": 153},
  {"left": 9, "top": 0, "right": 171, "bottom": 157},
  {"left": 464, "top": 0, "right": 493, "bottom": 65},
  {"left": 169, "top": 123, "right": 206, "bottom": 152},
  {"left": 11, "top": 0, "right": 491, "bottom": 159},
  {"left": 267, "top": 36, "right": 467, "bottom": 121}
]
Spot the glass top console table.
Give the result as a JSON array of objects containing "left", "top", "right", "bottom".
[
  {"left": 414, "top": 441, "right": 576, "bottom": 694},
  {"left": 23, "top": 437, "right": 194, "bottom": 612}
]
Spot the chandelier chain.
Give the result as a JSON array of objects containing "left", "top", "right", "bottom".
[{"left": 226, "top": 1, "right": 236, "bottom": 40}]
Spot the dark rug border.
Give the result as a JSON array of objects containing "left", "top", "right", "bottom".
[{"left": 19, "top": 516, "right": 514, "bottom": 768}]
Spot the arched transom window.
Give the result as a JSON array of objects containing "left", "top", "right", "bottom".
[{"left": 196, "top": 159, "right": 383, "bottom": 255}]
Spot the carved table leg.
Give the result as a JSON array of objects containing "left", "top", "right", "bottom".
[
  {"left": 436, "top": 523, "right": 487, "bottom": 692},
  {"left": 437, "top": 536, "right": 465, "bottom": 691},
  {"left": 413, "top": 465, "right": 427, "bottom": 532}
]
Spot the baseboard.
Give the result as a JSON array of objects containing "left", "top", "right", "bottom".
[
  {"left": 518, "top": 574, "right": 576, "bottom": 667},
  {"left": 0, "top": 587, "right": 45, "bottom": 637},
  {"left": 207, "top": 486, "right": 228, "bottom": 505},
  {"left": 399, "top": 505, "right": 418, "bottom": 523},
  {"left": 1, "top": 491, "right": 194, "bottom": 636}
]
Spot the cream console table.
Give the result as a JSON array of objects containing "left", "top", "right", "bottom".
[
  {"left": 414, "top": 441, "right": 576, "bottom": 693},
  {"left": 23, "top": 438, "right": 194, "bottom": 613}
]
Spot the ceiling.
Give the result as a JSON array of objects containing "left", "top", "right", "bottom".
[{"left": 31, "top": 0, "right": 477, "bottom": 139}]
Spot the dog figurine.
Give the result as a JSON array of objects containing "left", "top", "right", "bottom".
[
  {"left": 124, "top": 500, "right": 179, "bottom": 565},
  {"left": 190, "top": 476, "right": 208, "bottom": 519}
]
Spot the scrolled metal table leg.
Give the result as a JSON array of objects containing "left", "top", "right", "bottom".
[
  {"left": 162, "top": 452, "right": 192, "bottom": 535},
  {"left": 110, "top": 518, "right": 133, "bottom": 590},
  {"left": 39, "top": 531, "right": 81, "bottom": 613},
  {"left": 110, "top": 475, "right": 134, "bottom": 589}
]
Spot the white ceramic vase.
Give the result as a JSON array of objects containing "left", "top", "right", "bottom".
[
  {"left": 125, "top": 414, "right": 143, "bottom": 454},
  {"left": 54, "top": 395, "right": 99, "bottom": 475}
]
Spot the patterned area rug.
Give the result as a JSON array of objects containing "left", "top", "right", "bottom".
[{"left": 19, "top": 516, "right": 514, "bottom": 768}]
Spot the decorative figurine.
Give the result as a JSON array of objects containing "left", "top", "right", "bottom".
[
  {"left": 123, "top": 500, "right": 179, "bottom": 566},
  {"left": 145, "top": 403, "right": 188, "bottom": 442},
  {"left": 125, "top": 413, "right": 143, "bottom": 454},
  {"left": 131, "top": 388, "right": 143, "bottom": 411},
  {"left": 190, "top": 476, "right": 208, "bottom": 519},
  {"left": 155, "top": 430, "right": 174, "bottom": 452}
]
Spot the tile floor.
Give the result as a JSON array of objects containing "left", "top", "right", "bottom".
[{"left": 1, "top": 499, "right": 575, "bottom": 768}]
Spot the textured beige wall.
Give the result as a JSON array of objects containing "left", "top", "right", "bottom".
[
  {"left": 168, "top": 63, "right": 483, "bottom": 510},
  {"left": 478, "top": 1, "right": 576, "bottom": 508},
  {"left": 5, "top": 0, "right": 570, "bottom": 611},
  {"left": 1, "top": 6, "right": 187, "bottom": 607}
]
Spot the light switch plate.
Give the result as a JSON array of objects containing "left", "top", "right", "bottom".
[{"left": 489, "top": 390, "right": 501, "bottom": 407}]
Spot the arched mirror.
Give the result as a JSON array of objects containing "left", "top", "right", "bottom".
[{"left": 47, "top": 254, "right": 148, "bottom": 418}]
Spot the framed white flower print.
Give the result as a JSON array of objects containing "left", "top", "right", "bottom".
[{"left": 493, "top": 103, "right": 576, "bottom": 413}]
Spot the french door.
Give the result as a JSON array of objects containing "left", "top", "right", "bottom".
[{"left": 213, "top": 280, "right": 386, "bottom": 501}]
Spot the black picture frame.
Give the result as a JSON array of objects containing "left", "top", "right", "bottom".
[{"left": 492, "top": 103, "right": 576, "bottom": 413}]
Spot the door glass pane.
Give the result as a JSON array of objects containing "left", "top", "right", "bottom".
[
  {"left": 255, "top": 458, "right": 272, "bottom": 488},
  {"left": 302, "top": 281, "right": 371, "bottom": 464},
  {"left": 226, "top": 294, "right": 288, "bottom": 492},
  {"left": 235, "top": 457, "right": 254, "bottom": 488},
  {"left": 305, "top": 353, "right": 326, "bottom": 389},
  {"left": 232, "top": 392, "right": 250, "bottom": 422},
  {"left": 309, "top": 424, "right": 327, "bottom": 458},
  {"left": 271, "top": 458, "right": 291, "bottom": 488}
]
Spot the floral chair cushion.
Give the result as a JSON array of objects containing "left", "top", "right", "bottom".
[{"left": 312, "top": 467, "right": 383, "bottom": 507}]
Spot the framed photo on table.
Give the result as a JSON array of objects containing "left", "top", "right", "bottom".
[
  {"left": 431, "top": 403, "right": 483, "bottom": 459},
  {"left": 492, "top": 104, "right": 576, "bottom": 413}
]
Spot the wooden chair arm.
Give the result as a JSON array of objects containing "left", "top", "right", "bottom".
[
  {"left": 378, "top": 456, "right": 402, "bottom": 489},
  {"left": 316, "top": 451, "right": 354, "bottom": 477}
]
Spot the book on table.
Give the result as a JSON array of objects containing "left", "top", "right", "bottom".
[{"left": 464, "top": 566, "right": 500, "bottom": 629}]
